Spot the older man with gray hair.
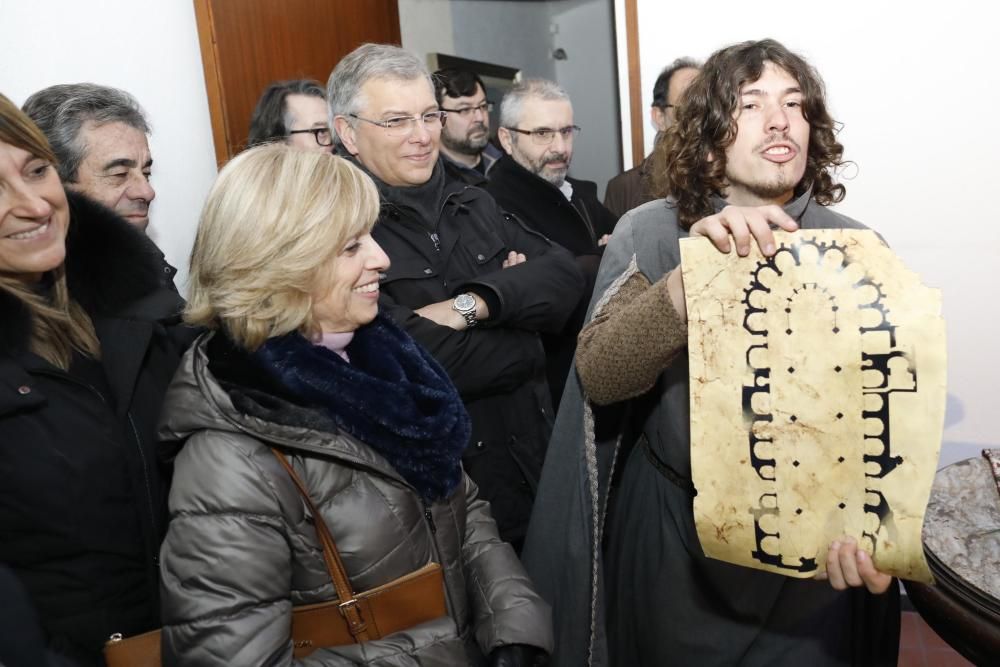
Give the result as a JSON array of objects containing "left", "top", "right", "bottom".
[
  {"left": 23, "top": 83, "right": 178, "bottom": 292},
  {"left": 486, "top": 79, "right": 617, "bottom": 405},
  {"left": 489, "top": 79, "right": 616, "bottom": 258},
  {"left": 329, "top": 44, "right": 582, "bottom": 567},
  {"left": 328, "top": 42, "right": 571, "bottom": 665},
  {"left": 23, "top": 84, "right": 156, "bottom": 231}
]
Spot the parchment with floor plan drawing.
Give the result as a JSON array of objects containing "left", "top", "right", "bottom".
[{"left": 681, "top": 230, "right": 944, "bottom": 582}]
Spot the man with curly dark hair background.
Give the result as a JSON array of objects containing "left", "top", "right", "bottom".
[{"left": 523, "top": 38, "right": 901, "bottom": 667}]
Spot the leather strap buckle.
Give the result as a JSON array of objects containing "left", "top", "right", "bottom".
[{"left": 338, "top": 598, "right": 368, "bottom": 636}]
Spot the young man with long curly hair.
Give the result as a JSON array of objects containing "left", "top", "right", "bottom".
[{"left": 523, "top": 38, "right": 900, "bottom": 667}]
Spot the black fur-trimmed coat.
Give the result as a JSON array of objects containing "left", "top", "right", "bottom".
[{"left": 0, "top": 192, "right": 193, "bottom": 666}]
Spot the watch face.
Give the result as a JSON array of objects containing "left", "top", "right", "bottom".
[{"left": 454, "top": 294, "right": 476, "bottom": 311}]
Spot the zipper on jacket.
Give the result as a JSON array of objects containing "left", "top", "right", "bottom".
[
  {"left": 127, "top": 412, "right": 159, "bottom": 569},
  {"left": 422, "top": 501, "right": 438, "bottom": 534},
  {"left": 429, "top": 232, "right": 441, "bottom": 252},
  {"left": 571, "top": 197, "right": 598, "bottom": 245},
  {"left": 420, "top": 498, "right": 461, "bottom": 619}
]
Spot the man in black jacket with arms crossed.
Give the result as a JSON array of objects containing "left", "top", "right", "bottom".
[{"left": 328, "top": 44, "right": 585, "bottom": 555}]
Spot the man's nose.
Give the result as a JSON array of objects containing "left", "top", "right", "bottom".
[
  {"left": 766, "top": 104, "right": 790, "bottom": 133},
  {"left": 127, "top": 175, "right": 156, "bottom": 202},
  {"left": 552, "top": 131, "right": 571, "bottom": 153},
  {"left": 410, "top": 118, "right": 432, "bottom": 144}
]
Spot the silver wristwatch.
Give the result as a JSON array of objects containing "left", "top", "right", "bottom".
[{"left": 452, "top": 293, "right": 478, "bottom": 328}]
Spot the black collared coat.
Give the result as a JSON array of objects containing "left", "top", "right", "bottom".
[
  {"left": 485, "top": 154, "right": 617, "bottom": 258},
  {"left": 0, "top": 193, "right": 192, "bottom": 666},
  {"left": 372, "top": 176, "right": 585, "bottom": 547},
  {"left": 522, "top": 191, "right": 900, "bottom": 667},
  {"left": 485, "top": 154, "right": 619, "bottom": 405}
]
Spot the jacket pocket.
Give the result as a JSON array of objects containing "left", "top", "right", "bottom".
[
  {"left": 459, "top": 230, "right": 506, "bottom": 269},
  {"left": 381, "top": 254, "right": 440, "bottom": 285}
]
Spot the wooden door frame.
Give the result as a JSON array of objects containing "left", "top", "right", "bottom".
[
  {"left": 193, "top": 0, "right": 230, "bottom": 166},
  {"left": 624, "top": 0, "right": 644, "bottom": 168}
]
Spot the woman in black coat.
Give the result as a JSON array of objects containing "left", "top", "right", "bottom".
[{"left": 0, "top": 93, "right": 191, "bottom": 666}]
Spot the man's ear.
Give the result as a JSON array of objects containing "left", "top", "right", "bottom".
[
  {"left": 497, "top": 127, "right": 515, "bottom": 155},
  {"left": 650, "top": 106, "right": 667, "bottom": 133},
  {"left": 334, "top": 116, "right": 359, "bottom": 155}
]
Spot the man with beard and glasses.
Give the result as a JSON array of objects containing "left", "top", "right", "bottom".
[
  {"left": 522, "top": 39, "right": 900, "bottom": 667},
  {"left": 434, "top": 68, "right": 503, "bottom": 186},
  {"left": 23, "top": 83, "right": 177, "bottom": 289},
  {"left": 487, "top": 78, "right": 618, "bottom": 406},
  {"left": 328, "top": 44, "right": 584, "bottom": 562}
]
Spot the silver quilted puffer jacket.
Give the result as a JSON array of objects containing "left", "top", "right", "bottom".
[{"left": 157, "top": 334, "right": 553, "bottom": 665}]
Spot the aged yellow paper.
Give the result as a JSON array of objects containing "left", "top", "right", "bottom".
[{"left": 681, "top": 230, "right": 944, "bottom": 582}]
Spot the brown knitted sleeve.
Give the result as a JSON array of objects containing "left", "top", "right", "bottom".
[{"left": 576, "top": 270, "right": 687, "bottom": 405}]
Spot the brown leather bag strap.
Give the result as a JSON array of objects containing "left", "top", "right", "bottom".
[{"left": 270, "top": 448, "right": 371, "bottom": 641}]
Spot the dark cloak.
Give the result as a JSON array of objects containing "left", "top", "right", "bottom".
[{"left": 522, "top": 191, "right": 900, "bottom": 667}]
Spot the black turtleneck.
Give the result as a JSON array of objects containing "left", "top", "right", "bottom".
[{"left": 355, "top": 156, "right": 448, "bottom": 231}]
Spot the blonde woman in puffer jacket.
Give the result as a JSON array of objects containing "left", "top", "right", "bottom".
[{"left": 157, "top": 144, "right": 552, "bottom": 666}]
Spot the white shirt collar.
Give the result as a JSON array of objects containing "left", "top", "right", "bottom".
[{"left": 558, "top": 179, "right": 573, "bottom": 201}]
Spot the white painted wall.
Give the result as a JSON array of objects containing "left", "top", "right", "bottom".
[
  {"left": 0, "top": 0, "right": 218, "bottom": 294},
  {"left": 617, "top": 0, "right": 1000, "bottom": 464}
]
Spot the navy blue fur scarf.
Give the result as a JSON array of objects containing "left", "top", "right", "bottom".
[{"left": 252, "top": 313, "right": 469, "bottom": 502}]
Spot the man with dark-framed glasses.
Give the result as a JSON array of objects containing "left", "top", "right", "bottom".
[
  {"left": 487, "top": 79, "right": 618, "bottom": 405},
  {"left": 328, "top": 44, "right": 584, "bottom": 560},
  {"left": 246, "top": 79, "right": 333, "bottom": 153},
  {"left": 433, "top": 68, "right": 503, "bottom": 185}
]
